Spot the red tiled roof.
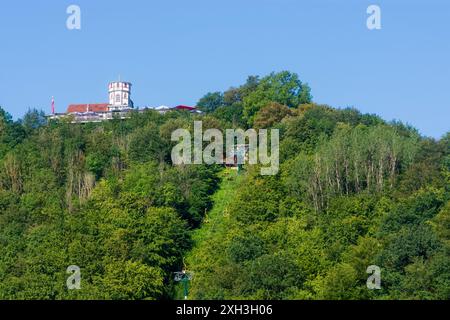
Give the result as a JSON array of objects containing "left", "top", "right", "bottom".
[{"left": 67, "top": 103, "right": 109, "bottom": 113}]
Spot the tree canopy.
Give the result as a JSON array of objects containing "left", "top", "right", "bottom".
[{"left": 0, "top": 72, "right": 448, "bottom": 300}]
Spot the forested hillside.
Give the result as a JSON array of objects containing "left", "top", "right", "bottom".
[{"left": 0, "top": 71, "right": 449, "bottom": 300}]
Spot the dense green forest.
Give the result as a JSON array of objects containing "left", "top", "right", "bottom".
[{"left": 0, "top": 71, "right": 449, "bottom": 300}]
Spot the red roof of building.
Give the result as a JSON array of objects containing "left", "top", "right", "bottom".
[
  {"left": 67, "top": 103, "right": 109, "bottom": 113},
  {"left": 175, "top": 105, "right": 197, "bottom": 111}
]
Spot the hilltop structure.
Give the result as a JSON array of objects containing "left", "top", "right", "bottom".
[
  {"left": 108, "top": 81, "right": 133, "bottom": 110},
  {"left": 48, "top": 81, "right": 200, "bottom": 123}
]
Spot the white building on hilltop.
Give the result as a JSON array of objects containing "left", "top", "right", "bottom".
[
  {"left": 48, "top": 81, "right": 200, "bottom": 123},
  {"left": 108, "top": 81, "right": 134, "bottom": 110}
]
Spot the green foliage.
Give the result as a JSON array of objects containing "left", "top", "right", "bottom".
[
  {"left": 197, "top": 92, "right": 224, "bottom": 113},
  {"left": 0, "top": 106, "right": 26, "bottom": 159},
  {"left": 212, "top": 104, "right": 246, "bottom": 128},
  {"left": 21, "top": 108, "right": 47, "bottom": 132},
  {"left": 253, "top": 102, "right": 292, "bottom": 129},
  {"left": 242, "top": 71, "right": 312, "bottom": 125},
  {"left": 100, "top": 260, "right": 164, "bottom": 300},
  {"left": 0, "top": 72, "right": 448, "bottom": 300},
  {"left": 228, "top": 234, "right": 266, "bottom": 263},
  {"left": 129, "top": 123, "right": 168, "bottom": 163},
  {"left": 229, "top": 174, "right": 283, "bottom": 225},
  {"left": 0, "top": 106, "right": 220, "bottom": 300}
]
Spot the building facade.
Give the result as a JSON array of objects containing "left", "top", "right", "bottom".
[{"left": 108, "top": 81, "right": 133, "bottom": 110}]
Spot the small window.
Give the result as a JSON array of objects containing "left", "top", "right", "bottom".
[{"left": 116, "top": 94, "right": 121, "bottom": 103}]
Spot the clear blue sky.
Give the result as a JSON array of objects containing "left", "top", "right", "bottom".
[{"left": 0, "top": 0, "right": 448, "bottom": 138}]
